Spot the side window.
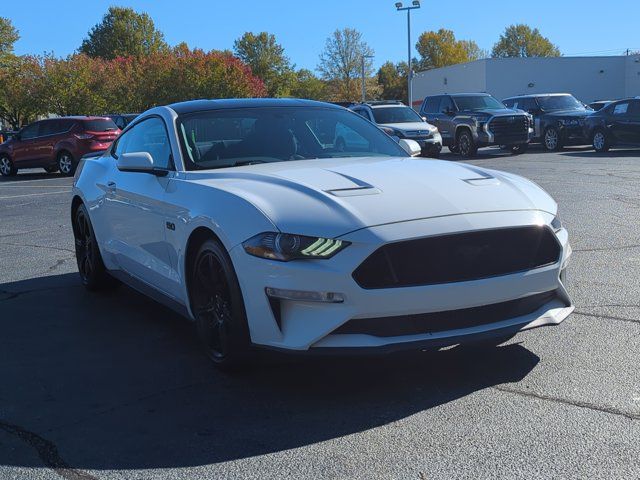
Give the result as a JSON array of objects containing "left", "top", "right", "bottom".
[
  {"left": 439, "top": 96, "right": 454, "bottom": 114},
  {"left": 504, "top": 99, "right": 516, "bottom": 109},
  {"left": 629, "top": 100, "right": 640, "bottom": 115},
  {"left": 20, "top": 122, "right": 40, "bottom": 140},
  {"left": 423, "top": 96, "right": 440, "bottom": 114},
  {"left": 612, "top": 102, "right": 629, "bottom": 116},
  {"left": 353, "top": 108, "right": 368, "bottom": 120},
  {"left": 39, "top": 120, "right": 60, "bottom": 136},
  {"left": 524, "top": 98, "right": 538, "bottom": 112},
  {"left": 114, "top": 117, "right": 172, "bottom": 169}
]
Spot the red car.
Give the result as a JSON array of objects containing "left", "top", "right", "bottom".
[{"left": 0, "top": 116, "right": 120, "bottom": 177}]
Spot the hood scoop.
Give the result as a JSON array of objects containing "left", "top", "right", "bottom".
[
  {"left": 324, "top": 170, "right": 382, "bottom": 197},
  {"left": 460, "top": 167, "right": 501, "bottom": 186}
]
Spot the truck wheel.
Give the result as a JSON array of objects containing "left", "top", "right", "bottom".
[
  {"left": 592, "top": 129, "right": 610, "bottom": 153},
  {"left": 457, "top": 130, "right": 477, "bottom": 158},
  {"left": 543, "top": 127, "right": 562, "bottom": 151}
]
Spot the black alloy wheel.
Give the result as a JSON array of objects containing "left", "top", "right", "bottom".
[
  {"left": 190, "top": 239, "right": 250, "bottom": 368},
  {"left": 592, "top": 129, "right": 610, "bottom": 153},
  {"left": 457, "top": 130, "right": 477, "bottom": 158},
  {"left": 73, "top": 204, "right": 115, "bottom": 290},
  {"left": 0, "top": 155, "right": 17, "bottom": 177}
]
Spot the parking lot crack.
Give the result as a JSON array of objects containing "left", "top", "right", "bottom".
[
  {"left": 494, "top": 385, "right": 640, "bottom": 421},
  {"left": 572, "top": 243, "right": 640, "bottom": 253},
  {"left": 574, "top": 310, "right": 640, "bottom": 326},
  {"left": 0, "top": 241, "right": 74, "bottom": 253},
  {"left": 0, "top": 420, "right": 99, "bottom": 480}
]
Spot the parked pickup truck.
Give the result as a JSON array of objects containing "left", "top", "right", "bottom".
[{"left": 419, "top": 93, "right": 531, "bottom": 157}]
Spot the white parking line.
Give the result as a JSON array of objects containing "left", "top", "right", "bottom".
[
  {"left": 0, "top": 190, "right": 71, "bottom": 199},
  {"left": 0, "top": 185, "right": 74, "bottom": 188}
]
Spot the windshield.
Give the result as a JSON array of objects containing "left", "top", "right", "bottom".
[
  {"left": 453, "top": 95, "right": 505, "bottom": 111},
  {"left": 177, "top": 107, "right": 407, "bottom": 170},
  {"left": 83, "top": 119, "right": 118, "bottom": 132},
  {"left": 372, "top": 106, "right": 422, "bottom": 124},
  {"left": 538, "top": 95, "right": 585, "bottom": 111}
]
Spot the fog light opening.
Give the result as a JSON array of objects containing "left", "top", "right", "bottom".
[{"left": 265, "top": 287, "right": 344, "bottom": 303}]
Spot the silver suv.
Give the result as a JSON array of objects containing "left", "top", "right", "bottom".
[{"left": 349, "top": 101, "right": 442, "bottom": 157}]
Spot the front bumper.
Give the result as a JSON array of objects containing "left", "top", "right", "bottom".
[
  {"left": 230, "top": 210, "right": 573, "bottom": 353},
  {"left": 558, "top": 124, "right": 588, "bottom": 144}
]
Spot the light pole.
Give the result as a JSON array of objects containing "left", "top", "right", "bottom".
[
  {"left": 395, "top": 1, "right": 420, "bottom": 108},
  {"left": 361, "top": 54, "right": 374, "bottom": 102}
]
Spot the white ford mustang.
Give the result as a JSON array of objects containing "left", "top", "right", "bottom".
[{"left": 71, "top": 98, "right": 573, "bottom": 367}]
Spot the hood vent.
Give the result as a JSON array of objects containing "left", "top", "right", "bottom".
[{"left": 324, "top": 169, "right": 381, "bottom": 197}]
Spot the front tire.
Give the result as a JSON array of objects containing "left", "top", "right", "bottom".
[
  {"left": 58, "top": 151, "right": 76, "bottom": 176},
  {"left": 189, "top": 239, "right": 251, "bottom": 369},
  {"left": 73, "top": 204, "right": 115, "bottom": 291},
  {"left": 0, "top": 155, "right": 17, "bottom": 177},
  {"left": 592, "top": 129, "right": 610, "bottom": 153},
  {"left": 543, "top": 127, "right": 562, "bottom": 151},
  {"left": 457, "top": 130, "right": 477, "bottom": 158}
]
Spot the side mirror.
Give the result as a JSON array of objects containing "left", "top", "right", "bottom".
[
  {"left": 117, "top": 152, "right": 167, "bottom": 176},
  {"left": 398, "top": 139, "right": 422, "bottom": 157},
  {"left": 421, "top": 116, "right": 427, "bottom": 122}
]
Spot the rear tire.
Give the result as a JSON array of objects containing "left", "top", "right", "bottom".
[
  {"left": 456, "top": 129, "right": 477, "bottom": 158},
  {"left": 73, "top": 204, "right": 116, "bottom": 291},
  {"left": 189, "top": 238, "right": 251, "bottom": 370},
  {"left": 0, "top": 155, "right": 17, "bottom": 177},
  {"left": 592, "top": 129, "right": 610, "bottom": 153},
  {"left": 58, "top": 151, "right": 76, "bottom": 176}
]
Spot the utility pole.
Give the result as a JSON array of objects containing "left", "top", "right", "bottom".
[
  {"left": 395, "top": 1, "right": 421, "bottom": 108},
  {"left": 361, "top": 54, "right": 373, "bottom": 102}
]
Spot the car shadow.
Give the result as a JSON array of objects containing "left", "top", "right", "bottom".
[
  {"left": 0, "top": 170, "right": 64, "bottom": 182},
  {"left": 560, "top": 148, "right": 640, "bottom": 158},
  {"left": 0, "top": 273, "right": 540, "bottom": 472}
]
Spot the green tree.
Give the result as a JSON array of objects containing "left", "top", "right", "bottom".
[
  {"left": 233, "top": 32, "right": 293, "bottom": 97},
  {"left": 80, "top": 6, "right": 168, "bottom": 60},
  {"left": 415, "top": 29, "right": 482, "bottom": 70},
  {"left": 318, "top": 28, "right": 374, "bottom": 101},
  {"left": 42, "top": 54, "right": 107, "bottom": 116},
  {"left": 492, "top": 24, "right": 560, "bottom": 58},
  {"left": 0, "top": 55, "right": 46, "bottom": 129},
  {"left": 0, "top": 17, "right": 20, "bottom": 57},
  {"left": 289, "top": 69, "right": 329, "bottom": 100},
  {"left": 377, "top": 61, "right": 408, "bottom": 101}
]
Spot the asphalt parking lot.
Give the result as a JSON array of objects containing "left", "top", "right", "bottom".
[{"left": 0, "top": 146, "right": 639, "bottom": 480}]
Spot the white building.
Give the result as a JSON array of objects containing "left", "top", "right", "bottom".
[{"left": 411, "top": 55, "right": 640, "bottom": 108}]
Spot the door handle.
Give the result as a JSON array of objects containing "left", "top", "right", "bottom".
[{"left": 107, "top": 181, "right": 116, "bottom": 192}]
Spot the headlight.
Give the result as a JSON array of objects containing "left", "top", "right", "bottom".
[
  {"left": 243, "top": 232, "right": 350, "bottom": 261},
  {"left": 551, "top": 214, "right": 562, "bottom": 232}
]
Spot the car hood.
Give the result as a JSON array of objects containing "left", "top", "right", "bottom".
[
  {"left": 380, "top": 121, "right": 437, "bottom": 132},
  {"left": 544, "top": 109, "right": 591, "bottom": 119},
  {"left": 463, "top": 108, "right": 523, "bottom": 117},
  {"left": 186, "top": 157, "right": 556, "bottom": 238}
]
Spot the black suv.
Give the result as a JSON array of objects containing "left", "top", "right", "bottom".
[
  {"left": 583, "top": 98, "right": 640, "bottom": 152},
  {"left": 503, "top": 94, "right": 591, "bottom": 151},
  {"left": 419, "top": 93, "right": 530, "bottom": 157}
]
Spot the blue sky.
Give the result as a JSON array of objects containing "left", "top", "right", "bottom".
[{"left": 4, "top": 0, "right": 640, "bottom": 71}]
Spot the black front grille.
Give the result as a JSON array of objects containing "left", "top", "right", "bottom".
[
  {"left": 353, "top": 226, "right": 560, "bottom": 289},
  {"left": 332, "top": 290, "right": 557, "bottom": 337},
  {"left": 489, "top": 115, "right": 529, "bottom": 142}
]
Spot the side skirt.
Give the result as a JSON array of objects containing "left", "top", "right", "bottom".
[{"left": 108, "top": 269, "right": 191, "bottom": 320}]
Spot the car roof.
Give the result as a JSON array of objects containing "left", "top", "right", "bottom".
[
  {"left": 168, "top": 98, "right": 342, "bottom": 115},
  {"left": 40, "top": 116, "right": 113, "bottom": 122},
  {"left": 449, "top": 93, "right": 492, "bottom": 97},
  {"left": 504, "top": 93, "right": 572, "bottom": 100}
]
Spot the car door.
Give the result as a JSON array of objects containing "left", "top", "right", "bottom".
[
  {"left": 421, "top": 95, "right": 442, "bottom": 132},
  {"left": 36, "top": 120, "right": 63, "bottom": 164},
  {"left": 627, "top": 100, "right": 640, "bottom": 144},
  {"left": 609, "top": 101, "right": 633, "bottom": 143},
  {"left": 435, "top": 96, "right": 456, "bottom": 144},
  {"left": 12, "top": 122, "right": 41, "bottom": 167},
  {"left": 100, "top": 116, "right": 176, "bottom": 296}
]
